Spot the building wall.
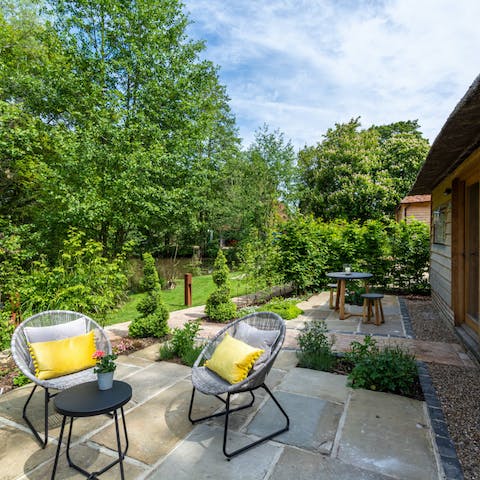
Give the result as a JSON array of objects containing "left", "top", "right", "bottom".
[
  {"left": 430, "top": 188, "right": 453, "bottom": 324},
  {"left": 430, "top": 148, "right": 480, "bottom": 335},
  {"left": 396, "top": 202, "right": 431, "bottom": 225},
  {"left": 407, "top": 203, "right": 431, "bottom": 224}
]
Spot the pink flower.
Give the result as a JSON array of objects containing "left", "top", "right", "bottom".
[{"left": 92, "top": 350, "right": 117, "bottom": 373}]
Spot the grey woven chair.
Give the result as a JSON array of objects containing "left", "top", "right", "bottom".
[
  {"left": 188, "top": 311, "right": 289, "bottom": 458},
  {"left": 11, "top": 310, "right": 111, "bottom": 448}
]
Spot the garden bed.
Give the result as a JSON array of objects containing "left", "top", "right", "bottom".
[{"left": 328, "top": 354, "right": 424, "bottom": 401}]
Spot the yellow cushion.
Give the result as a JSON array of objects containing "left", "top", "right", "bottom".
[
  {"left": 28, "top": 331, "right": 96, "bottom": 380},
  {"left": 205, "top": 333, "right": 264, "bottom": 384}
]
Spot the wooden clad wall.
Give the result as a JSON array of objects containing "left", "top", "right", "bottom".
[
  {"left": 430, "top": 186, "right": 454, "bottom": 324},
  {"left": 430, "top": 148, "right": 480, "bottom": 329},
  {"left": 396, "top": 203, "right": 431, "bottom": 225},
  {"left": 406, "top": 203, "right": 431, "bottom": 224}
]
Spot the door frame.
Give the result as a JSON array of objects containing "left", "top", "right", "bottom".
[
  {"left": 464, "top": 181, "right": 480, "bottom": 333},
  {"left": 452, "top": 177, "right": 480, "bottom": 334}
]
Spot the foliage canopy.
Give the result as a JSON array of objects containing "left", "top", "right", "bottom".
[{"left": 297, "top": 118, "right": 429, "bottom": 222}]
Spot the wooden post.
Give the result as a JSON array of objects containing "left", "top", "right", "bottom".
[{"left": 184, "top": 273, "right": 192, "bottom": 306}]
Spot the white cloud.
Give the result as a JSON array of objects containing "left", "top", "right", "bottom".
[{"left": 185, "top": 0, "right": 480, "bottom": 150}]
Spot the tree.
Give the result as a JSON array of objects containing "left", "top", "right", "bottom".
[
  {"left": 297, "top": 118, "right": 429, "bottom": 222},
  {"left": 210, "top": 125, "right": 296, "bottom": 249},
  {"left": 0, "top": 0, "right": 241, "bottom": 258}
]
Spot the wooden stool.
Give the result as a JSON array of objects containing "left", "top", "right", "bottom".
[
  {"left": 328, "top": 283, "right": 337, "bottom": 309},
  {"left": 361, "top": 293, "right": 385, "bottom": 326}
]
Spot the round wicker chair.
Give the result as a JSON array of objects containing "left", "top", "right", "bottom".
[
  {"left": 188, "top": 311, "right": 290, "bottom": 458},
  {"left": 11, "top": 310, "right": 111, "bottom": 448}
]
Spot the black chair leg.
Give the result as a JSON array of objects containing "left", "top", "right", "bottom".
[
  {"left": 23, "top": 385, "right": 50, "bottom": 448},
  {"left": 222, "top": 384, "right": 289, "bottom": 459},
  {"left": 188, "top": 388, "right": 255, "bottom": 424},
  {"left": 188, "top": 384, "right": 290, "bottom": 459}
]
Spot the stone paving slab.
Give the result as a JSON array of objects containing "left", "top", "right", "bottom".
[
  {"left": 337, "top": 388, "right": 439, "bottom": 480},
  {"left": 127, "top": 344, "right": 161, "bottom": 362},
  {"left": 283, "top": 317, "right": 307, "bottom": 329},
  {"left": 296, "top": 291, "right": 330, "bottom": 310},
  {"left": 20, "top": 443, "right": 146, "bottom": 480},
  {"left": 91, "top": 378, "right": 215, "bottom": 466},
  {"left": 323, "top": 317, "right": 360, "bottom": 332},
  {"left": 0, "top": 384, "right": 48, "bottom": 425},
  {"left": 207, "top": 370, "right": 288, "bottom": 432},
  {"left": 0, "top": 423, "right": 58, "bottom": 480},
  {"left": 271, "top": 446, "right": 396, "bottom": 480},
  {"left": 412, "top": 339, "right": 476, "bottom": 367},
  {"left": 115, "top": 362, "right": 143, "bottom": 379},
  {"left": 247, "top": 391, "right": 342, "bottom": 454},
  {"left": 361, "top": 316, "right": 405, "bottom": 336},
  {"left": 279, "top": 368, "right": 349, "bottom": 404},
  {"left": 144, "top": 424, "right": 282, "bottom": 480},
  {"left": 272, "top": 350, "right": 298, "bottom": 370},
  {"left": 122, "top": 361, "right": 190, "bottom": 404}
]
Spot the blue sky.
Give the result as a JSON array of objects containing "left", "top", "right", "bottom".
[{"left": 184, "top": 0, "right": 480, "bottom": 151}]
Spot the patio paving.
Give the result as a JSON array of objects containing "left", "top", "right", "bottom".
[
  {"left": 1, "top": 292, "right": 474, "bottom": 479},
  {"left": 0, "top": 352, "right": 441, "bottom": 480}
]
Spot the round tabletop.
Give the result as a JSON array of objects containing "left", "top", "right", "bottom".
[
  {"left": 54, "top": 381, "right": 132, "bottom": 417},
  {"left": 326, "top": 271, "right": 373, "bottom": 280}
]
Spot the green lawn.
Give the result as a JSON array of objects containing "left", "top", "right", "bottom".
[{"left": 105, "top": 274, "right": 256, "bottom": 326}]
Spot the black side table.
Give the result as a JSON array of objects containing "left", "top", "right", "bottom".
[{"left": 51, "top": 380, "right": 132, "bottom": 480}]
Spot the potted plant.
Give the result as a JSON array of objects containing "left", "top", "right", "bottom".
[{"left": 92, "top": 350, "right": 118, "bottom": 390}]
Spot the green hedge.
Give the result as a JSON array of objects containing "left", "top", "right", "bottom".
[{"left": 275, "top": 216, "right": 430, "bottom": 294}]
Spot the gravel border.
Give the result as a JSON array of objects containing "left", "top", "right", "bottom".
[{"left": 404, "top": 297, "right": 480, "bottom": 480}]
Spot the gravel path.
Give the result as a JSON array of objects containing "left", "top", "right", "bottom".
[{"left": 406, "top": 298, "right": 480, "bottom": 480}]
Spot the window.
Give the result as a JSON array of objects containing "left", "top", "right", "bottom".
[{"left": 433, "top": 205, "right": 447, "bottom": 244}]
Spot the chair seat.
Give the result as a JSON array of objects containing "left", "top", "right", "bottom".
[
  {"left": 191, "top": 366, "right": 236, "bottom": 395},
  {"left": 361, "top": 293, "right": 384, "bottom": 299},
  {"left": 361, "top": 293, "right": 385, "bottom": 326},
  {"left": 35, "top": 367, "right": 97, "bottom": 390}
]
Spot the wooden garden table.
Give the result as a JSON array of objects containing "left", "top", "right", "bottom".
[{"left": 326, "top": 271, "right": 373, "bottom": 320}]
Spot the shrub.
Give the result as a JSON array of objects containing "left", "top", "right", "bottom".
[
  {"left": 206, "top": 295, "right": 237, "bottom": 323},
  {"left": 297, "top": 319, "right": 336, "bottom": 371},
  {"left": 212, "top": 249, "right": 229, "bottom": 285},
  {"left": 236, "top": 306, "right": 258, "bottom": 317},
  {"left": 13, "top": 371, "right": 30, "bottom": 387},
  {"left": 0, "top": 296, "right": 19, "bottom": 351},
  {"left": 205, "top": 250, "right": 237, "bottom": 322},
  {"left": 129, "top": 306, "right": 169, "bottom": 338},
  {"left": 130, "top": 253, "right": 169, "bottom": 338},
  {"left": 388, "top": 220, "right": 430, "bottom": 293},
  {"left": 344, "top": 284, "right": 366, "bottom": 306},
  {"left": 258, "top": 297, "right": 303, "bottom": 320},
  {"left": 346, "top": 336, "right": 417, "bottom": 395},
  {"left": 159, "top": 321, "right": 204, "bottom": 367},
  {"left": 137, "top": 289, "right": 161, "bottom": 317},
  {"left": 19, "top": 229, "right": 128, "bottom": 320},
  {"left": 344, "top": 334, "right": 379, "bottom": 363},
  {"left": 180, "top": 345, "right": 204, "bottom": 367},
  {"left": 141, "top": 252, "right": 160, "bottom": 292},
  {"left": 276, "top": 216, "right": 328, "bottom": 293}
]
